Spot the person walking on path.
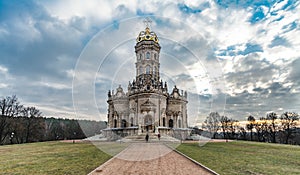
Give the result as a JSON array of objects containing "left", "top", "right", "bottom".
[
  {"left": 157, "top": 133, "right": 161, "bottom": 140},
  {"left": 145, "top": 133, "right": 149, "bottom": 142}
]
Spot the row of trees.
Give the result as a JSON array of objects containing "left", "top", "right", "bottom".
[
  {"left": 0, "top": 95, "right": 106, "bottom": 145},
  {"left": 202, "top": 111, "right": 300, "bottom": 145}
]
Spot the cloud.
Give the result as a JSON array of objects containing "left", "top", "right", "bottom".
[
  {"left": 0, "top": 0, "right": 299, "bottom": 124},
  {"left": 0, "top": 65, "right": 8, "bottom": 74},
  {"left": 289, "top": 58, "right": 300, "bottom": 85}
]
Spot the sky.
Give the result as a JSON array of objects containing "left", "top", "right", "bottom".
[{"left": 0, "top": 0, "right": 299, "bottom": 126}]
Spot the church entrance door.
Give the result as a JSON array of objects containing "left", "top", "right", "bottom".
[{"left": 144, "top": 115, "right": 153, "bottom": 132}]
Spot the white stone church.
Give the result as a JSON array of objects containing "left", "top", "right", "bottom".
[{"left": 105, "top": 24, "right": 189, "bottom": 137}]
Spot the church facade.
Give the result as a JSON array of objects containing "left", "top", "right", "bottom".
[{"left": 106, "top": 26, "right": 188, "bottom": 135}]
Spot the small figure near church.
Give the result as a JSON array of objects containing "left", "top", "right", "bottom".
[
  {"left": 145, "top": 133, "right": 149, "bottom": 142},
  {"left": 157, "top": 133, "right": 161, "bottom": 140}
]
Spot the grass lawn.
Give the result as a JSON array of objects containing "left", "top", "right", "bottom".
[
  {"left": 0, "top": 141, "right": 112, "bottom": 175},
  {"left": 177, "top": 141, "right": 300, "bottom": 175}
]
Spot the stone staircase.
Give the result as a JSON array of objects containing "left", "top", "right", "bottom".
[{"left": 120, "top": 133, "right": 180, "bottom": 143}]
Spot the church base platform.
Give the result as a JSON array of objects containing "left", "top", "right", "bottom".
[{"left": 102, "top": 127, "right": 192, "bottom": 141}]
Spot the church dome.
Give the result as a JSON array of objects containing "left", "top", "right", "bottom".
[{"left": 136, "top": 27, "right": 159, "bottom": 43}]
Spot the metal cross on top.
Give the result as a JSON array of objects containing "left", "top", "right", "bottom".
[{"left": 143, "top": 17, "right": 152, "bottom": 28}]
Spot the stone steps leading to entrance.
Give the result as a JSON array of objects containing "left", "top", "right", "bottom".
[{"left": 121, "top": 134, "right": 180, "bottom": 143}]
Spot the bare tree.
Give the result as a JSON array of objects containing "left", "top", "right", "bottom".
[
  {"left": 48, "top": 119, "right": 65, "bottom": 140},
  {"left": 21, "top": 107, "right": 44, "bottom": 143},
  {"left": 228, "top": 119, "right": 239, "bottom": 139},
  {"left": 255, "top": 117, "right": 269, "bottom": 142},
  {"left": 266, "top": 112, "right": 278, "bottom": 143},
  {"left": 280, "top": 112, "right": 299, "bottom": 144},
  {"left": 220, "top": 115, "right": 231, "bottom": 141},
  {"left": 0, "top": 95, "right": 23, "bottom": 144},
  {"left": 219, "top": 117, "right": 238, "bottom": 140},
  {"left": 202, "top": 112, "right": 221, "bottom": 139},
  {"left": 246, "top": 115, "right": 256, "bottom": 141},
  {"left": 239, "top": 127, "right": 247, "bottom": 140}
]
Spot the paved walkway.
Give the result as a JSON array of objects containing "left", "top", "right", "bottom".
[{"left": 89, "top": 142, "right": 214, "bottom": 175}]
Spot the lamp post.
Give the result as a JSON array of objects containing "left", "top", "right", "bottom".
[
  {"left": 73, "top": 132, "right": 76, "bottom": 143},
  {"left": 10, "top": 132, "right": 14, "bottom": 144}
]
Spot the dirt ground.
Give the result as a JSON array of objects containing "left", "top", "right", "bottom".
[{"left": 89, "top": 143, "right": 214, "bottom": 175}]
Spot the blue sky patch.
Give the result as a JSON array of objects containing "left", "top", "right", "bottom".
[
  {"left": 282, "top": 21, "right": 298, "bottom": 32},
  {"left": 217, "top": 45, "right": 238, "bottom": 57},
  {"left": 249, "top": 6, "right": 267, "bottom": 24},
  {"left": 215, "top": 0, "right": 274, "bottom": 9},
  {"left": 178, "top": 4, "right": 202, "bottom": 14},
  {"left": 269, "top": 36, "right": 290, "bottom": 48},
  {"left": 239, "top": 43, "right": 263, "bottom": 55},
  {"left": 281, "top": 0, "right": 297, "bottom": 11},
  {"left": 112, "top": 20, "right": 119, "bottom": 30},
  {"left": 136, "top": 9, "right": 154, "bottom": 16},
  {"left": 271, "top": 15, "right": 284, "bottom": 22}
]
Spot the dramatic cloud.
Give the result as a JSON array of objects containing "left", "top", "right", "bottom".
[{"left": 0, "top": 0, "right": 299, "bottom": 125}]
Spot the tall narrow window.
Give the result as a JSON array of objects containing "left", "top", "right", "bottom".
[
  {"left": 163, "top": 117, "right": 166, "bottom": 127},
  {"left": 154, "top": 53, "right": 157, "bottom": 59},
  {"left": 153, "top": 66, "right": 157, "bottom": 74},
  {"left": 114, "top": 119, "right": 117, "bottom": 128},
  {"left": 146, "top": 52, "right": 150, "bottom": 59},
  {"left": 139, "top": 53, "right": 142, "bottom": 60},
  {"left": 146, "top": 65, "right": 150, "bottom": 74},
  {"left": 121, "top": 119, "right": 127, "bottom": 128},
  {"left": 169, "top": 119, "right": 173, "bottom": 128},
  {"left": 139, "top": 66, "right": 143, "bottom": 75},
  {"left": 130, "top": 117, "right": 134, "bottom": 127}
]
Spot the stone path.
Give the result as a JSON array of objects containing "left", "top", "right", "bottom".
[{"left": 89, "top": 142, "right": 214, "bottom": 175}]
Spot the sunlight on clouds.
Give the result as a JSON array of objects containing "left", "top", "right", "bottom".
[
  {"left": 272, "top": 0, "right": 290, "bottom": 12},
  {"left": 0, "top": 83, "right": 8, "bottom": 89},
  {"left": 1, "top": 0, "right": 299, "bottom": 121},
  {"left": 254, "top": 2, "right": 300, "bottom": 62},
  {"left": 216, "top": 10, "right": 254, "bottom": 48},
  {"left": 162, "top": 4, "right": 183, "bottom": 22},
  {"left": 42, "top": 0, "right": 112, "bottom": 21},
  {"left": 39, "top": 81, "right": 71, "bottom": 90},
  {"left": 66, "top": 69, "right": 75, "bottom": 78},
  {"left": 28, "top": 103, "right": 76, "bottom": 118},
  {"left": 0, "top": 65, "right": 8, "bottom": 73},
  {"left": 42, "top": 0, "right": 139, "bottom": 27},
  {"left": 0, "top": 65, "right": 13, "bottom": 84},
  {"left": 0, "top": 27, "right": 9, "bottom": 38},
  {"left": 185, "top": 62, "right": 212, "bottom": 94}
]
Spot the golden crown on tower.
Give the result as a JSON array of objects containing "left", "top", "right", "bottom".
[{"left": 136, "top": 18, "right": 159, "bottom": 43}]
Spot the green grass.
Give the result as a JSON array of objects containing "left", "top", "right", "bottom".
[
  {"left": 0, "top": 141, "right": 112, "bottom": 175},
  {"left": 177, "top": 141, "right": 300, "bottom": 175}
]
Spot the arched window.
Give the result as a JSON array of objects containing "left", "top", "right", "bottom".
[
  {"left": 139, "top": 66, "right": 143, "bottom": 75},
  {"left": 146, "top": 65, "right": 150, "bottom": 74},
  {"left": 163, "top": 117, "right": 166, "bottom": 127},
  {"left": 169, "top": 119, "right": 173, "bottom": 128},
  {"left": 121, "top": 119, "right": 127, "bottom": 128},
  {"left": 114, "top": 119, "right": 117, "bottom": 128},
  {"left": 146, "top": 52, "right": 150, "bottom": 59},
  {"left": 130, "top": 117, "right": 134, "bottom": 127},
  {"left": 153, "top": 66, "right": 157, "bottom": 74}
]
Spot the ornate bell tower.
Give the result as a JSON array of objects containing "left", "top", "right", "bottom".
[
  {"left": 106, "top": 19, "right": 188, "bottom": 138},
  {"left": 134, "top": 20, "right": 161, "bottom": 91}
]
